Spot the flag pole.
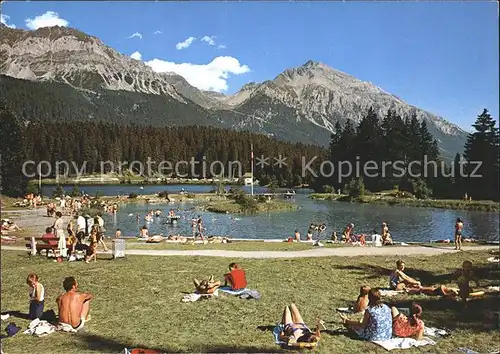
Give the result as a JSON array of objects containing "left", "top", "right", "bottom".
[{"left": 250, "top": 143, "right": 254, "bottom": 196}]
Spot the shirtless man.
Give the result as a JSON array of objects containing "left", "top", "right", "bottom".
[{"left": 57, "top": 277, "right": 93, "bottom": 331}]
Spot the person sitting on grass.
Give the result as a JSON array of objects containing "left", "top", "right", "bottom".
[
  {"left": 389, "top": 259, "right": 421, "bottom": 290},
  {"left": 457, "top": 260, "right": 484, "bottom": 305},
  {"left": 57, "top": 276, "right": 93, "bottom": 331},
  {"left": 391, "top": 304, "right": 424, "bottom": 339},
  {"left": 354, "top": 285, "right": 371, "bottom": 314},
  {"left": 339, "top": 288, "right": 392, "bottom": 341},
  {"left": 279, "top": 303, "right": 324, "bottom": 344},
  {"left": 224, "top": 263, "right": 247, "bottom": 291}
]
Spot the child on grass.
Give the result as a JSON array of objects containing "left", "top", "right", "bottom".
[
  {"left": 27, "top": 273, "right": 44, "bottom": 320},
  {"left": 457, "top": 260, "right": 484, "bottom": 304},
  {"left": 354, "top": 285, "right": 371, "bottom": 313}
]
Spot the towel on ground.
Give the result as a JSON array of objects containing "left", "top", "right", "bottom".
[
  {"left": 23, "top": 319, "right": 78, "bottom": 336},
  {"left": 424, "top": 326, "right": 449, "bottom": 337},
  {"left": 380, "top": 289, "right": 404, "bottom": 297},
  {"left": 487, "top": 286, "right": 500, "bottom": 292},
  {"left": 219, "top": 287, "right": 261, "bottom": 300},
  {"left": 488, "top": 257, "right": 499, "bottom": 263},
  {"left": 336, "top": 307, "right": 354, "bottom": 313},
  {"left": 0, "top": 314, "right": 9, "bottom": 321},
  {"left": 273, "top": 324, "right": 285, "bottom": 345},
  {"left": 372, "top": 337, "right": 436, "bottom": 351},
  {"left": 181, "top": 290, "right": 219, "bottom": 303}
]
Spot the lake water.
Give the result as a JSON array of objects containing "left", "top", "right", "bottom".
[{"left": 42, "top": 184, "right": 499, "bottom": 242}]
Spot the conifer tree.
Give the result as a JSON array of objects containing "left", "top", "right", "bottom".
[{"left": 463, "top": 109, "right": 499, "bottom": 200}]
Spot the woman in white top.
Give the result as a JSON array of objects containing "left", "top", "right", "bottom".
[
  {"left": 371, "top": 229, "right": 383, "bottom": 247},
  {"left": 53, "top": 212, "right": 67, "bottom": 258}
]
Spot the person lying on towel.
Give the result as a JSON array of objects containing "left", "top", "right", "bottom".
[
  {"left": 279, "top": 303, "right": 324, "bottom": 344},
  {"left": 224, "top": 263, "right": 247, "bottom": 291},
  {"left": 193, "top": 276, "right": 221, "bottom": 295}
]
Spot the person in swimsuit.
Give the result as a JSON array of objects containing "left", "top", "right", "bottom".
[
  {"left": 306, "top": 223, "right": 315, "bottom": 241},
  {"left": 294, "top": 229, "right": 301, "bottom": 242},
  {"left": 85, "top": 227, "right": 98, "bottom": 263},
  {"left": 381, "top": 222, "right": 393, "bottom": 245},
  {"left": 67, "top": 220, "right": 77, "bottom": 258},
  {"left": 196, "top": 218, "right": 204, "bottom": 241},
  {"left": 57, "top": 277, "right": 92, "bottom": 331},
  {"left": 342, "top": 223, "right": 354, "bottom": 243},
  {"left": 457, "top": 260, "right": 484, "bottom": 305},
  {"left": 389, "top": 259, "right": 421, "bottom": 290},
  {"left": 27, "top": 273, "right": 45, "bottom": 320},
  {"left": 455, "top": 218, "right": 464, "bottom": 250},
  {"left": 279, "top": 303, "right": 323, "bottom": 344}
]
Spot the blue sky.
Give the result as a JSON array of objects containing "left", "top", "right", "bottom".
[{"left": 1, "top": 1, "right": 498, "bottom": 131}]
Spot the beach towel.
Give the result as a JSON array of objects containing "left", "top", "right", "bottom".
[
  {"left": 181, "top": 290, "right": 219, "bottom": 303},
  {"left": 423, "top": 326, "right": 449, "bottom": 337},
  {"left": 219, "top": 287, "right": 261, "bottom": 300},
  {"left": 488, "top": 257, "right": 499, "bottom": 263},
  {"left": 372, "top": 337, "right": 436, "bottom": 351},
  {"left": 336, "top": 307, "right": 354, "bottom": 314},
  {"left": 487, "top": 286, "right": 500, "bottom": 292},
  {"left": 272, "top": 324, "right": 318, "bottom": 349}
]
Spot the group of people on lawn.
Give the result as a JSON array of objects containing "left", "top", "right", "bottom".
[
  {"left": 24, "top": 263, "right": 247, "bottom": 332},
  {"left": 279, "top": 258, "right": 485, "bottom": 345}
]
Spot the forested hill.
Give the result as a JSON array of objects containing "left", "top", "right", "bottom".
[{"left": 0, "top": 75, "right": 331, "bottom": 145}]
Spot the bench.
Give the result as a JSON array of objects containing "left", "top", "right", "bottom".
[{"left": 25, "top": 237, "right": 69, "bottom": 257}]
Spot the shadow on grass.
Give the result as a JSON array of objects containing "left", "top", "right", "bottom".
[
  {"left": 332, "top": 262, "right": 500, "bottom": 287},
  {"left": 386, "top": 295, "right": 500, "bottom": 333},
  {"left": 73, "top": 333, "right": 285, "bottom": 353}
]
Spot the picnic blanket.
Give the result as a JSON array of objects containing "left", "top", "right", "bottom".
[
  {"left": 372, "top": 337, "right": 436, "bottom": 351},
  {"left": 219, "top": 286, "right": 261, "bottom": 300}
]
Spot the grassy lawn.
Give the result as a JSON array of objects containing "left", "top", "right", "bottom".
[{"left": 1, "top": 250, "right": 499, "bottom": 353}]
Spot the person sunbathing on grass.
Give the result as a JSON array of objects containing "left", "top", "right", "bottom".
[
  {"left": 389, "top": 259, "right": 421, "bottom": 290},
  {"left": 279, "top": 303, "right": 324, "bottom": 344},
  {"left": 406, "top": 284, "right": 459, "bottom": 298},
  {"left": 193, "top": 276, "right": 221, "bottom": 295},
  {"left": 57, "top": 276, "right": 93, "bottom": 331}
]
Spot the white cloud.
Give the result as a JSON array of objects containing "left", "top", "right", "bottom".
[
  {"left": 146, "top": 56, "right": 250, "bottom": 92},
  {"left": 217, "top": 45, "right": 226, "bottom": 50},
  {"left": 127, "top": 32, "right": 142, "bottom": 40},
  {"left": 25, "top": 11, "right": 69, "bottom": 30},
  {"left": 1, "top": 14, "right": 16, "bottom": 29},
  {"left": 154, "top": 30, "right": 162, "bottom": 35},
  {"left": 201, "top": 35, "right": 216, "bottom": 46},
  {"left": 176, "top": 36, "right": 196, "bottom": 50},
  {"left": 130, "top": 51, "right": 142, "bottom": 61}
]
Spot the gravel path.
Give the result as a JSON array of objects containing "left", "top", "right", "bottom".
[{"left": 1, "top": 245, "right": 495, "bottom": 259}]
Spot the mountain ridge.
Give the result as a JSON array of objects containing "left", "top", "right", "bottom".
[{"left": 0, "top": 24, "right": 468, "bottom": 158}]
